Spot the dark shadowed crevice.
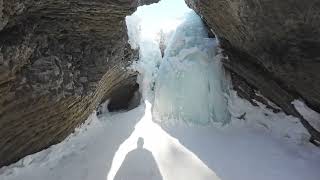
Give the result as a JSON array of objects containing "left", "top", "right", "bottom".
[{"left": 107, "top": 83, "right": 141, "bottom": 112}]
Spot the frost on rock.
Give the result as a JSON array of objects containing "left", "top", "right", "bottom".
[
  {"left": 126, "top": 15, "right": 141, "bottom": 50},
  {"left": 228, "top": 91, "right": 311, "bottom": 144},
  {"left": 293, "top": 100, "right": 320, "bottom": 132}
]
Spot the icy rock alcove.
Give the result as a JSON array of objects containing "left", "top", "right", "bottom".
[
  {"left": 127, "top": 0, "right": 230, "bottom": 126},
  {"left": 1, "top": 1, "right": 320, "bottom": 180}
]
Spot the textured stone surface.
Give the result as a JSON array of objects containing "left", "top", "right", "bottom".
[
  {"left": 185, "top": 0, "right": 320, "bottom": 140},
  {"left": 0, "top": 0, "right": 158, "bottom": 167}
]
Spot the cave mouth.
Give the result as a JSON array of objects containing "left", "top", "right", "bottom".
[{"left": 107, "top": 83, "right": 141, "bottom": 112}]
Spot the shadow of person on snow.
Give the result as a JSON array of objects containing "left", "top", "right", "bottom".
[{"left": 114, "top": 137, "right": 163, "bottom": 180}]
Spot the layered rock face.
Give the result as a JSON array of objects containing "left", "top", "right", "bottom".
[
  {"left": 0, "top": 0, "right": 157, "bottom": 167},
  {"left": 185, "top": 0, "right": 320, "bottom": 140}
]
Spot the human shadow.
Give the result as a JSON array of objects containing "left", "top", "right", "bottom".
[{"left": 114, "top": 137, "right": 163, "bottom": 180}]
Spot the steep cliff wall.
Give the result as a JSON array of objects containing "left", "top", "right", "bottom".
[
  {"left": 185, "top": 0, "right": 320, "bottom": 141},
  {"left": 0, "top": 0, "right": 158, "bottom": 167}
]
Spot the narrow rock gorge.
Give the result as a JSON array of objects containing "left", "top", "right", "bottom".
[
  {"left": 0, "top": 0, "right": 158, "bottom": 167},
  {"left": 1, "top": 1, "right": 320, "bottom": 179},
  {"left": 1, "top": 0, "right": 320, "bottom": 170},
  {"left": 185, "top": 0, "right": 320, "bottom": 141}
]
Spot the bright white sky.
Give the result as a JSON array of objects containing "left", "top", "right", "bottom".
[{"left": 133, "top": 0, "right": 192, "bottom": 38}]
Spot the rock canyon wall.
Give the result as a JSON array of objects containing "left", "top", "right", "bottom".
[{"left": 0, "top": 0, "right": 158, "bottom": 167}]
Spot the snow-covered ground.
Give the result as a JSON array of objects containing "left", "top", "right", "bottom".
[
  {"left": 1, "top": 0, "right": 320, "bottom": 180},
  {"left": 1, "top": 101, "right": 319, "bottom": 180}
]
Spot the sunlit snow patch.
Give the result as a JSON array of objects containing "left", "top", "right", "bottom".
[{"left": 107, "top": 101, "right": 221, "bottom": 180}]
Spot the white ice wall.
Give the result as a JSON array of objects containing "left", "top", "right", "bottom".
[{"left": 153, "top": 12, "right": 230, "bottom": 125}]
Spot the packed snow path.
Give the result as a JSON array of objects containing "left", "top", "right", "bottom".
[
  {"left": 1, "top": 0, "right": 320, "bottom": 180},
  {"left": 1, "top": 103, "right": 320, "bottom": 180}
]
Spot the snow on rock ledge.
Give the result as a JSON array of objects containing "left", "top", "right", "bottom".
[
  {"left": 228, "top": 91, "right": 310, "bottom": 144},
  {"left": 293, "top": 100, "right": 320, "bottom": 133}
]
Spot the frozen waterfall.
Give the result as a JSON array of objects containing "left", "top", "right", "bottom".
[{"left": 127, "top": 2, "right": 230, "bottom": 125}]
